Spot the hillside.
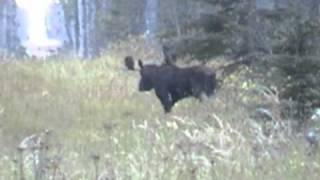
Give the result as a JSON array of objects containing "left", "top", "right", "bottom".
[{"left": 0, "top": 56, "right": 319, "bottom": 179}]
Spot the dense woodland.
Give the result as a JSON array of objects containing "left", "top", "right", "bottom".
[{"left": 0, "top": 0, "right": 320, "bottom": 179}]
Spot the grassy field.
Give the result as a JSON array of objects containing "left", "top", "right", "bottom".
[{"left": 0, "top": 55, "right": 319, "bottom": 180}]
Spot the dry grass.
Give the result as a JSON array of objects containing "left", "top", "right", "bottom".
[{"left": 0, "top": 46, "right": 319, "bottom": 179}]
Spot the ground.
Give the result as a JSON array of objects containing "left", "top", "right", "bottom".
[{"left": 0, "top": 55, "right": 319, "bottom": 180}]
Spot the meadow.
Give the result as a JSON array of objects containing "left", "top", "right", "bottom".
[{"left": 0, "top": 53, "right": 319, "bottom": 180}]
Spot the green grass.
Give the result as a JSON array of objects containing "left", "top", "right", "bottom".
[{"left": 0, "top": 56, "right": 319, "bottom": 180}]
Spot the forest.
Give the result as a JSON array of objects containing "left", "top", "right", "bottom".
[{"left": 0, "top": 0, "right": 320, "bottom": 179}]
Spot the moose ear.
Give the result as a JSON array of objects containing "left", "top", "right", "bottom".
[{"left": 138, "top": 59, "right": 143, "bottom": 69}]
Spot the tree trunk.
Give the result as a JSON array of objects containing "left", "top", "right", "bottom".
[
  {"left": 170, "top": 0, "right": 181, "bottom": 37},
  {"left": 60, "top": 0, "right": 74, "bottom": 50},
  {"left": 0, "top": 3, "right": 5, "bottom": 49},
  {"left": 6, "top": 1, "right": 17, "bottom": 55},
  {"left": 82, "top": 0, "right": 88, "bottom": 58},
  {"left": 75, "top": 0, "right": 80, "bottom": 54},
  {"left": 92, "top": 0, "right": 100, "bottom": 56},
  {"left": 247, "top": 0, "right": 257, "bottom": 54}
]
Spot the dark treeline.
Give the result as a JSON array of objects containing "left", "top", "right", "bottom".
[{"left": 1, "top": 0, "right": 320, "bottom": 59}]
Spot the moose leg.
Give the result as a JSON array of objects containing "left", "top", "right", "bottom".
[
  {"left": 169, "top": 90, "right": 181, "bottom": 106},
  {"left": 190, "top": 80, "right": 205, "bottom": 101},
  {"left": 198, "top": 92, "right": 209, "bottom": 102},
  {"left": 155, "top": 88, "right": 173, "bottom": 113}
]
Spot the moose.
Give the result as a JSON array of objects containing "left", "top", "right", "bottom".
[
  {"left": 138, "top": 59, "right": 216, "bottom": 113},
  {"left": 125, "top": 44, "right": 251, "bottom": 113}
]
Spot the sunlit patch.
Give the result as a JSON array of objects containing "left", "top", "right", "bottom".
[{"left": 15, "top": 0, "right": 62, "bottom": 58}]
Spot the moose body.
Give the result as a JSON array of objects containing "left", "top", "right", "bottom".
[{"left": 138, "top": 60, "right": 216, "bottom": 113}]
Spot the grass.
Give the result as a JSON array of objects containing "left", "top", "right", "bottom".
[{"left": 0, "top": 55, "right": 319, "bottom": 180}]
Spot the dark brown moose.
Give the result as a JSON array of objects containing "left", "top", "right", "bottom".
[{"left": 138, "top": 60, "right": 216, "bottom": 113}]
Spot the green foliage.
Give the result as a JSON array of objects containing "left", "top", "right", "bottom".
[
  {"left": 163, "top": 31, "right": 227, "bottom": 61},
  {"left": 271, "top": 56, "right": 320, "bottom": 117},
  {"left": 262, "top": 9, "right": 320, "bottom": 56},
  {"left": 250, "top": 3, "right": 320, "bottom": 120},
  {"left": 158, "top": 0, "right": 249, "bottom": 60}
]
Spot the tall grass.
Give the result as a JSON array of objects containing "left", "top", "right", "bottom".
[{"left": 0, "top": 53, "right": 319, "bottom": 179}]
